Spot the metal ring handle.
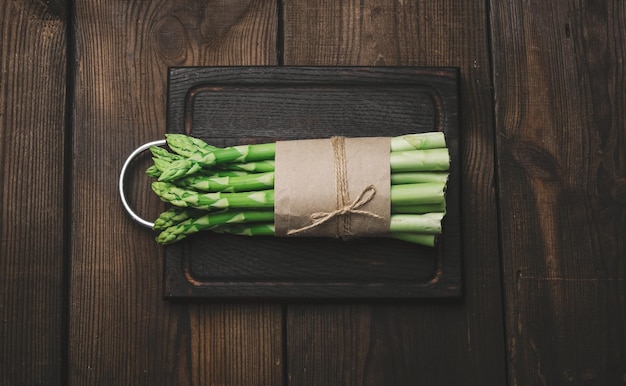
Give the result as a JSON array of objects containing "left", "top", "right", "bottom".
[{"left": 119, "top": 139, "right": 167, "bottom": 228}]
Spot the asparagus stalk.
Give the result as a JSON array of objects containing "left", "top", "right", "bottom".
[
  {"left": 150, "top": 145, "right": 183, "bottom": 162},
  {"left": 204, "top": 170, "right": 251, "bottom": 177},
  {"left": 177, "top": 172, "right": 274, "bottom": 193},
  {"left": 146, "top": 165, "right": 161, "bottom": 178},
  {"left": 220, "top": 160, "right": 276, "bottom": 173},
  {"left": 153, "top": 207, "right": 204, "bottom": 230},
  {"left": 152, "top": 157, "right": 178, "bottom": 173},
  {"left": 152, "top": 155, "right": 204, "bottom": 176},
  {"left": 390, "top": 182, "right": 446, "bottom": 205},
  {"left": 390, "top": 132, "right": 446, "bottom": 151},
  {"left": 152, "top": 182, "right": 274, "bottom": 211},
  {"left": 390, "top": 149, "right": 450, "bottom": 172},
  {"left": 165, "top": 133, "right": 217, "bottom": 157},
  {"left": 181, "top": 148, "right": 450, "bottom": 176},
  {"left": 156, "top": 210, "right": 275, "bottom": 244},
  {"left": 212, "top": 223, "right": 276, "bottom": 237},
  {"left": 147, "top": 164, "right": 249, "bottom": 179},
  {"left": 155, "top": 180, "right": 444, "bottom": 210},
  {"left": 389, "top": 213, "right": 444, "bottom": 234},
  {"left": 391, "top": 201, "right": 446, "bottom": 214},
  {"left": 158, "top": 143, "right": 276, "bottom": 181},
  {"left": 203, "top": 221, "right": 440, "bottom": 247},
  {"left": 390, "top": 171, "right": 449, "bottom": 185},
  {"left": 157, "top": 169, "right": 446, "bottom": 194},
  {"left": 390, "top": 232, "right": 437, "bottom": 247},
  {"left": 158, "top": 149, "right": 449, "bottom": 178}
]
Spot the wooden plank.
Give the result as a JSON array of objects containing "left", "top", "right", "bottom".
[
  {"left": 0, "top": 1, "right": 67, "bottom": 385},
  {"left": 162, "top": 66, "right": 461, "bottom": 299},
  {"left": 69, "top": 1, "right": 282, "bottom": 384},
  {"left": 490, "top": 0, "right": 626, "bottom": 383},
  {"left": 283, "top": 0, "right": 506, "bottom": 384}
]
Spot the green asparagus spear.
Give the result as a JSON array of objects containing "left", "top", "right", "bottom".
[
  {"left": 146, "top": 165, "right": 161, "bottom": 178},
  {"left": 156, "top": 210, "right": 275, "bottom": 244},
  {"left": 389, "top": 213, "right": 444, "bottom": 234},
  {"left": 158, "top": 143, "right": 276, "bottom": 182},
  {"left": 177, "top": 172, "right": 275, "bottom": 193},
  {"left": 390, "top": 232, "right": 437, "bottom": 247},
  {"left": 165, "top": 133, "right": 217, "bottom": 157},
  {"left": 219, "top": 160, "right": 276, "bottom": 173},
  {"left": 391, "top": 202, "right": 446, "bottom": 214},
  {"left": 390, "top": 132, "right": 446, "bottom": 151},
  {"left": 390, "top": 171, "right": 449, "bottom": 185},
  {"left": 390, "top": 182, "right": 447, "bottom": 205},
  {"left": 212, "top": 223, "right": 276, "bottom": 237},
  {"left": 390, "top": 148, "right": 450, "bottom": 172},
  {"left": 150, "top": 145, "right": 183, "bottom": 162},
  {"left": 152, "top": 182, "right": 274, "bottom": 211},
  {"left": 183, "top": 219, "right": 442, "bottom": 247},
  {"left": 153, "top": 207, "right": 205, "bottom": 230}
]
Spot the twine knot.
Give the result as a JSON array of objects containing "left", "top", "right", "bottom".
[{"left": 287, "top": 184, "right": 381, "bottom": 236}]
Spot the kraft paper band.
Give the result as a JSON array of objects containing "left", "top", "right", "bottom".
[{"left": 274, "top": 136, "right": 391, "bottom": 238}]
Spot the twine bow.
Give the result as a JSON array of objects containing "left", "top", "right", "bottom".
[{"left": 287, "top": 184, "right": 382, "bottom": 236}]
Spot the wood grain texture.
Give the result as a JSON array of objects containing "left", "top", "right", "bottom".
[
  {"left": 0, "top": 1, "right": 67, "bottom": 385},
  {"left": 5, "top": 0, "right": 623, "bottom": 383},
  {"left": 283, "top": 0, "right": 506, "bottom": 384},
  {"left": 491, "top": 0, "right": 626, "bottom": 384},
  {"left": 69, "top": 0, "right": 281, "bottom": 384}
]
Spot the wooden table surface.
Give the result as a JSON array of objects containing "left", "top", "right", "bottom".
[{"left": 1, "top": 0, "right": 624, "bottom": 385}]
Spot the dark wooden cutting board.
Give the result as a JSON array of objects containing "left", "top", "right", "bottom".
[{"left": 163, "top": 66, "right": 461, "bottom": 299}]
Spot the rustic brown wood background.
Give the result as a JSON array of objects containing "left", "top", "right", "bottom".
[{"left": 0, "top": 0, "right": 624, "bottom": 385}]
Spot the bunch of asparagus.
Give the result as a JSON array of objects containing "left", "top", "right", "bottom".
[{"left": 147, "top": 133, "right": 449, "bottom": 246}]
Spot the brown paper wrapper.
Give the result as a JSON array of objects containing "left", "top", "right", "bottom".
[{"left": 274, "top": 136, "right": 391, "bottom": 238}]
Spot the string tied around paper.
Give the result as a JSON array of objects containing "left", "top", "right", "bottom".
[
  {"left": 287, "top": 184, "right": 382, "bottom": 236},
  {"left": 287, "top": 135, "right": 382, "bottom": 237}
]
